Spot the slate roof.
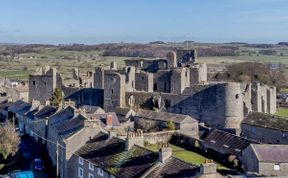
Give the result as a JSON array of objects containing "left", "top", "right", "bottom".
[
  {"left": 85, "top": 112, "right": 121, "bottom": 127},
  {"left": 0, "top": 101, "right": 13, "bottom": 110},
  {"left": 34, "top": 105, "right": 57, "bottom": 119},
  {"left": 251, "top": 144, "right": 288, "bottom": 163},
  {"left": 8, "top": 100, "right": 31, "bottom": 113},
  {"left": 242, "top": 112, "right": 288, "bottom": 132},
  {"left": 147, "top": 157, "right": 200, "bottom": 178},
  {"left": 56, "top": 114, "right": 85, "bottom": 139},
  {"left": 24, "top": 107, "right": 40, "bottom": 120},
  {"left": 115, "top": 107, "right": 131, "bottom": 116},
  {"left": 79, "top": 105, "right": 105, "bottom": 114},
  {"left": 76, "top": 133, "right": 159, "bottom": 178},
  {"left": 137, "top": 109, "right": 196, "bottom": 124},
  {"left": 115, "top": 107, "right": 134, "bottom": 123},
  {"left": 203, "top": 129, "right": 255, "bottom": 156},
  {"left": 49, "top": 106, "right": 75, "bottom": 126}
]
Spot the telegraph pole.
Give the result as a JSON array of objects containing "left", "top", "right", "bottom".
[{"left": 56, "top": 141, "right": 59, "bottom": 178}]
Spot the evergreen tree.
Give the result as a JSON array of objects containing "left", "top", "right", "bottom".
[{"left": 49, "top": 88, "right": 64, "bottom": 107}]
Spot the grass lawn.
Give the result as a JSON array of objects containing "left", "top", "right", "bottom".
[
  {"left": 145, "top": 143, "right": 206, "bottom": 165},
  {"left": 275, "top": 107, "right": 288, "bottom": 117},
  {"left": 281, "top": 88, "right": 288, "bottom": 94}
]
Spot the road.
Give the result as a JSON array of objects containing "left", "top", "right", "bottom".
[{"left": 1, "top": 135, "right": 55, "bottom": 178}]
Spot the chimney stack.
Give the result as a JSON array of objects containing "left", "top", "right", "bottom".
[
  {"left": 106, "top": 114, "right": 113, "bottom": 127},
  {"left": 125, "top": 130, "right": 144, "bottom": 151},
  {"left": 200, "top": 159, "right": 217, "bottom": 176},
  {"left": 159, "top": 143, "right": 172, "bottom": 163}
]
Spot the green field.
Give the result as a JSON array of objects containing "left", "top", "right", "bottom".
[
  {"left": 0, "top": 48, "right": 132, "bottom": 80},
  {"left": 1, "top": 44, "right": 288, "bottom": 81}
]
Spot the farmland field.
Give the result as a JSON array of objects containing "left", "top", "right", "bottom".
[{"left": 1, "top": 44, "right": 288, "bottom": 81}]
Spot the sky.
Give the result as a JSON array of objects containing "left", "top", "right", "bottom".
[{"left": 0, "top": 0, "right": 288, "bottom": 44}]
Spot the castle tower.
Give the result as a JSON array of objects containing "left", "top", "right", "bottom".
[
  {"left": 94, "top": 66, "right": 105, "bottom": 89},
  {"left": 166, "top": 51, "right": 177, "bottom": 68},
  {"left": 189, "top": 63, "right": 207, "bottom": 85},
  {"left": 171, "top": 68, "right": 189, "bottom": 94},
  {"left": 29, "top": 66, "right": 57, "bottom": 103},
  {"left": 103, "top": 72, "right": 125, "bottom": 111},
  {"left": 222, "top": 83, "right": 244, "bottom": 130}
]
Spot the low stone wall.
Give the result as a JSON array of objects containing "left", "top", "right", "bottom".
[
  {"left": 143, "top": 130, "right": 176, "bottom": 144},
  {"left": 170, "top": 132, "right": 203, "bottom": 150}
]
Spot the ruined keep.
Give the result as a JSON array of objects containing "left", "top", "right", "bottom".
[{"left": 29, "top": 49, "right": 277, "bottom": 132}]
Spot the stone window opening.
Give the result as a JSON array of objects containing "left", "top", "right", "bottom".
[
  {"left": 235, "top": 94, "right": 239, "bottom": 99},
  {"left": 153, "top": 83, "right": 158, "bottom": 91},
  {"left": 111, "top": 89, "right": 113, "bottom": 94},
  {"left": 33, "top": 81, "right": 36, "bottom": 85},
  {"left": 164, "top": 99, "right": 171, "bottom": 108}
]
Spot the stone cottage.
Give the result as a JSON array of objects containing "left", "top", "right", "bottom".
[
  {"left": 241, "top": 144, "right": 288, "bottom": 177},
  {"left": 241, "top": 112, "right": 288, "bottom": 144},
  {"left": 68, "top": 130, "right": 203, "bottom": 178},
  {"left": 135, "top": 109, "right": 199, "bottom": 136}
]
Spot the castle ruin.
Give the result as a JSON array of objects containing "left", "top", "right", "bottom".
[{"left": 28, "top": 49, "right": 277, "bottom": 133}]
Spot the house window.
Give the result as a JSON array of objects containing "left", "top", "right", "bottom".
[
  {"left": 78, "top": 157, "right": 84, "bottom": 165},
  {"left": 97, "top": 168, "right": 104, "bottom": 176},
  {"left": 89, "top": 162, "right": 94, "bottom": 171},
  {"left": 78, "top": 167, "right": 83, "bottom": 178},
  {"left": 88, "top": 173, "right": 94, "bottom": 178},
  {"left": 274, "top": 164, "right": 280, "bottom": 171}
]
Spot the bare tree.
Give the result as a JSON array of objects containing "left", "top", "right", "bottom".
[{"left": 0, "top": 122, "right": 20, "bottom": 160}]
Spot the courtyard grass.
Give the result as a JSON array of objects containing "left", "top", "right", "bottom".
[
  {"left": 275, "top": 107, "right": 288, "bottom": 117},
  {"left": 145, "top": 143, "right": 206, "bottom": 165},
  {"left": 281, "top": 88, "right": 288, "bottom": 94}
]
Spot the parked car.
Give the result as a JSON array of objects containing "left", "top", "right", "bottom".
[
  {"left": 32, "top": 158, "right": 44, "bottom": 171},
  {"left": 6, "top": 170, "right": 34, "bottom": 178}
]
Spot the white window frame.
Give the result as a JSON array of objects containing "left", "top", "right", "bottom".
[
  {"left": 97, "top": 168, "right": 104, "bottom": 177},
  {"left": 274, "top": 164, "right": 280, "bottom": 171},
  {"left": 88, "top": 173, "right": 94, "bottom": 178},
  {"left": 78, "top": 167, "right": 83, "bottom": 178},
  {"left": 89, "top": 162, "right": 94, "bottom": 171},
  {"left": 79, "top": 157, "right": 84, "bottom": 165}
]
